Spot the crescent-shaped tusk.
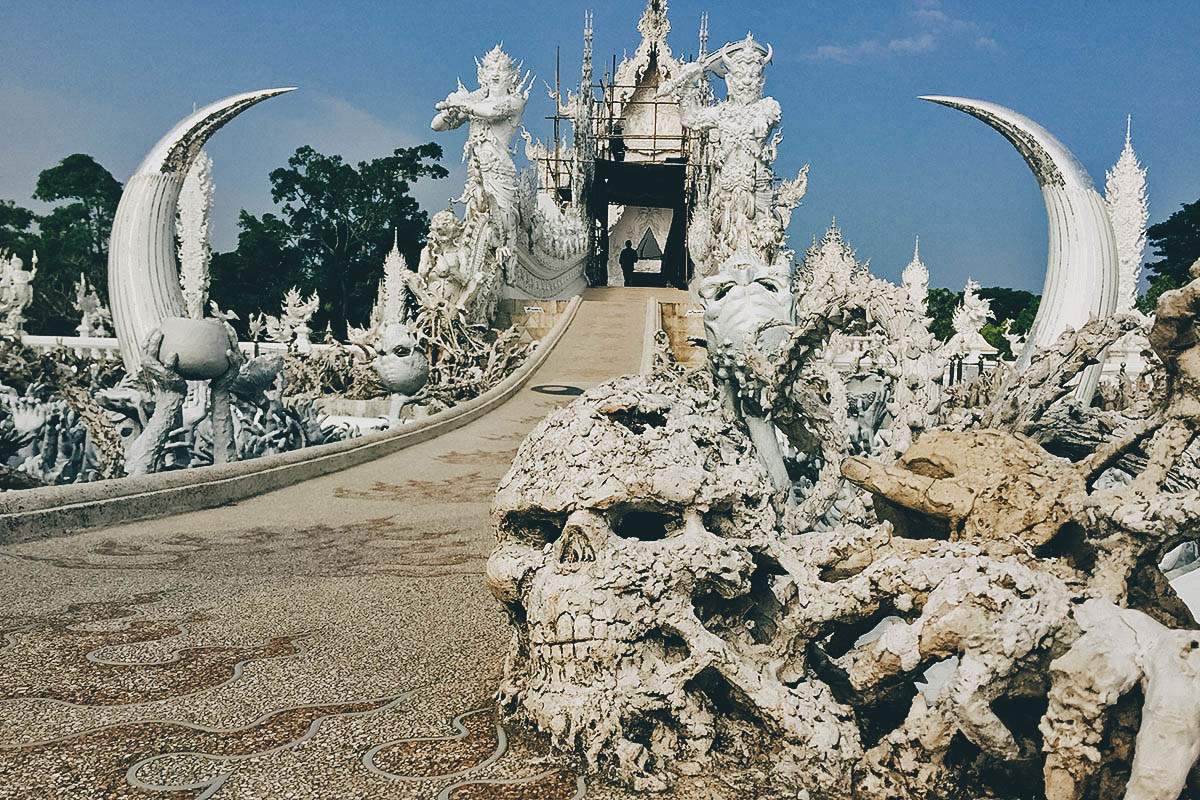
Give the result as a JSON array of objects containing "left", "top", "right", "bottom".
[
  {"left": 108, "top": 87, "right": 296, "bottom": 374},
  {"left": 920, "top": 95, "right": 1119, "bottom": 404}
]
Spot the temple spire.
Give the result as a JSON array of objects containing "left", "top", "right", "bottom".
[
  {"left": 1105, "top": 114, "right": 1149, "bottom": 313},
  {"left": 635, "top": 0, "right": 671, "bottom": 59},
  {"left": 902, "top": 235, "right": 929, "bottom": 315},
  {"left": 582, "top": 11, "right": 594, "bottom": 88}
]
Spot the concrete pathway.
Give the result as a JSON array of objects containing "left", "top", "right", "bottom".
[{"left": 0, "top": 289, "right": 681, "bottom": 800}]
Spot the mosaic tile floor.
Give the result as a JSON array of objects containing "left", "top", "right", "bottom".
[{"left": 0, "top": 291, "right": 679, "bottom": 799}]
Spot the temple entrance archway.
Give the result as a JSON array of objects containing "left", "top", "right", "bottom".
[{"left": 592, "top": 158, "right": 690, "bottom": 289}]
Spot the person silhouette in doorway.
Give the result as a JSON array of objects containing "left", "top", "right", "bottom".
[{"left": 619, "top": 239, "right": 638, "bottom": 285}]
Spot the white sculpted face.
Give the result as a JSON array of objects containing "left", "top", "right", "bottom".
[
  {"left": 698, "top": 253, "right": 795, "bottom": 378},
  {"left": 373, "top": 323, "right": 429, "bottom": 396},
  {"left": 475, "top": 44, "right": 519, "bottom": 94},
  {"left": 486, "top": 376, "right": 780, "bottom": 786}
]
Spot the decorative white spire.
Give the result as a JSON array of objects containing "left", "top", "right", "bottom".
[
  {"left": 637, "top": 0, "right": 670, "bottom": 51},
  {"left": 581, "top": 11, "right": 594, "bottom": 88},
  {"left": 380, "top": 229, "right": 409, "bottom": 329},
  {"left": 802, "top": 219, "right": 859, "bottom": 288},
  {"left": 902, "top": 235, "right": 929, "bottom": 315},
  {"left": 177, "top": 148, "right": 214, "bottom": 319},
  {"left": 698, "top": 11, "right": 709, "bottom": 59},
  {"left": 1104, "top": 114, "right": 1148, "bottom": 313}
]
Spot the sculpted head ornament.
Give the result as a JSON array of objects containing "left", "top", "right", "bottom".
[
  {"left": 476, "top": 44, "right": 522, "bottom": 90},
  {"left": 430, "top": 207, "right": 464, "bottom": 239},
  {"left": 717, "top": 33, "right": 771, "bottom": 103}
]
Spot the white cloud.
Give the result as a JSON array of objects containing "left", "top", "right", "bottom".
[
  {"left": 806, "top": 40, "right": 881, "bottom": 63},
  {"left": 974, "top": 36, "right": 1002, "bottom": 53},
  {"left": 803, "top": 1, "right": 999, "bottom": 62},
  {"left": 889, "top": 33, "right": 937, "bottom": 54}
]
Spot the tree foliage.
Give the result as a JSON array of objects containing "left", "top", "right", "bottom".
[
  {"left": 926, "top": 285, "right": 1040, "bottom": 358},
  {"left": 0, "top": 200, "right": 37, "bottom": 257},
  {"left": 1, "top": 154, "right": 123, "bottom": 335},
  {"left": 213, "top": 143, "right": 448, "bottom": 338},
  {"left": 1137, "top": 198, "right": 1200, "bottom": 314}
]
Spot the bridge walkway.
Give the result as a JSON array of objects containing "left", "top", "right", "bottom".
[{"left": 0, "top": 288, "right": 687, "bottom": 799}]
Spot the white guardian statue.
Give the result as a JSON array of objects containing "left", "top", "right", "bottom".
[
  {"left": 660, "top": 33, "right": 808, "bottom": 279},
  {"left": 0, "top": 251, "right": 36, "bottom": 336},
  {"left": 424, "top": 45, "right": 532, "bottom": 323}
]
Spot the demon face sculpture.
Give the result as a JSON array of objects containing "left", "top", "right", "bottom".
[{"left": 697, "top": 250, "right": 796, "bottom": 492}]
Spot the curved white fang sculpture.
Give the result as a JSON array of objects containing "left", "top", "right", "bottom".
[
  {"left": 108, "top": 88, "right": 296, "bottom": 374},
  {"left": 920, "top": 95, "right": 1119, "bottom": 403}
]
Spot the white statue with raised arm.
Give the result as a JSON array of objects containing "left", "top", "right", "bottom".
[
  {"left": 423, "top": 45, "right": 532, "bottom": 324},
  {"left": 432, "top": 44, "right": 531, "bottom": 245},
  {"left": 661, "top": 33, "right": 807, "bottom": 278}
]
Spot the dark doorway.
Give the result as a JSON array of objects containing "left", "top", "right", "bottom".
[{"left": 590, "top": 158, "right": 690, "bottom": 289}]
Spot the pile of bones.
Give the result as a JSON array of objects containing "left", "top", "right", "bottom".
[{"left": 486, "top": 254, "right": 1200, "bottom": 800}]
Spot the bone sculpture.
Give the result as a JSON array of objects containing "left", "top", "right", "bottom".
[
  {"left": 661, "top": 34, "right": 808, "bottom": 279},
  {"left": 108, "top": 88, "right": 293, "bottom": 474},
  {"left": 421, "top": 45, "right": 532, "bottom": 325},
  {"left": 921, "top": 96, "right": 1119, "bottom": 403},
  {"left": 488, "top": 245, "right": 1200, "bottom": 796}
]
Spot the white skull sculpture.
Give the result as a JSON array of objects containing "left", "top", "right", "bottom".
[{"left": 486, "top": 374, "right": 855, "bottom": 792}]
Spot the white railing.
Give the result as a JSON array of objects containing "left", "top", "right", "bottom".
[{"left": 19, "top": 334, "right": 350, "bottom": 362}]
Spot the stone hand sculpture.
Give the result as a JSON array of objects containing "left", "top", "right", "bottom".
[{"left": 125, "top": 318, "right": 243, "bottom": 475}]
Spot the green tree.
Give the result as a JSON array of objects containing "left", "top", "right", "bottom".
[
  {"left": 220, "top": 143, "right": 448, "bottom": 338},
  {"left": 0, "top": 200, "right": 37, "bottom": 258},
  {"left": 977, "top": 287, "right": 1038, "bottom": 334},
  {"left": 926, "top": 287, "right": 959, "bottom": 341},
  {"left": 1137, "top": 198, "right": 1200, "bottom": 314},
  {"left": 28, "top": 154, "right": 123, "bottom": 333},
  {"left": 208, "top": 212, "right": 306, "bottom": 336}
]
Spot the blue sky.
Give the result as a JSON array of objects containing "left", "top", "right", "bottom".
[{"left": 1, "top": 0, "right": 1197, "bottom": 293}]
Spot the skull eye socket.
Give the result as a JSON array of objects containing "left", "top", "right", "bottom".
[
  {"left": 754, "top": 277, "right": 780, "bottom": 293},
  {"left": 610, "top": 508, "right": 684, "bottom": 542},
  {"left": 500, "top": 511, "right": 566, "bottom": 547}
]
